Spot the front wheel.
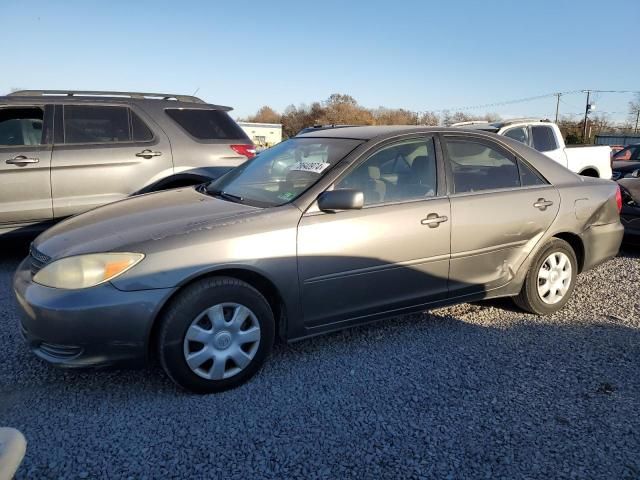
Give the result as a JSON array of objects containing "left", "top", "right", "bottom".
[
  {"left": 158, "top": 277, "right": 275, "bottom": 393},
  {"left": 514, "top": 238, "right": 578, "bottom": 315}
]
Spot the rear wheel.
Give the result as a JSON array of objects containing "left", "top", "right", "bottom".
[
  {"left": 158, "top": 277, "right": 275, "bottom": 393},
  {"left": 514, "top": 238, "right": 577, "bottom": 315}
]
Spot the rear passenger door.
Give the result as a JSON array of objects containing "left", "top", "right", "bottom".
[
  {"left": 0, "top": 105, "right": 53, "bottom": 226},
  {"left": 51, "top": 104, "right": 173, "bottom": 218},
  {"left": 443, "top": 135, "right": 560, "bottom": 296}
]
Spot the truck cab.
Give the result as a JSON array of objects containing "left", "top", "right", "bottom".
[{"left": 453, "top": 119, "right": 612, "bottom": 179}]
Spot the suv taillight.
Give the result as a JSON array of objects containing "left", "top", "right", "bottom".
[
  {"left": 230, "top": 144, "right": 256, "bottom": 159},
  {"left": 615, "top": 185, "right": 622, "bottom": 213}
]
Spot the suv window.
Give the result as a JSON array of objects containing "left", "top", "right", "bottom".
[
  {"left": 64, "top": 105, "right": 130, "bottom": 144},
  {"left": 0, "top": 107, "right": 44, "bottom": 146},
  {"left": 530, "top": 125, "right": 558, "bottom": 152},
  {"left": 446, "top": 139, "right": 520, "bottom": 193},
  {"left": 503, "top": 127, "right": 528, "bottom": 145},
  {"left": 131, "top": 111, "right": 154, "bottom": 141},
  {"left": 165, "top": 109, "right": 249, "bottom": 140},
  {"left": 337, "top": 138, "right": 436, "bottom": 205}
]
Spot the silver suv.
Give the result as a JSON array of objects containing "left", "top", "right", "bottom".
[{"left": 0, "top": 90, "right": 255, "bottom": 235}]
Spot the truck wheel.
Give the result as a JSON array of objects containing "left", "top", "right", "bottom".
[
  {"left": 514, "top": 238, "right": 578, "bottom": 315},
  {"left": 158, "top": 277, "right": 275, "bottom": 394}
]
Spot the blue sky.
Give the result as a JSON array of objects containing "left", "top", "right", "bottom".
[{"left": 1, "top": 0, "right": 638, "bottom": 122}]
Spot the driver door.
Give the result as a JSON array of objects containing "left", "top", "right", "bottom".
[{"left": 297, "top": 136, "right": 450, "bottom": 330}]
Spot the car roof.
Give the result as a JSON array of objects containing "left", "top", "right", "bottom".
[
  {"left": 296, "top": 125, "right": 498, "bottom": 140},
  {"left": 1, "top": 90, "right": 232, "bottom": 110}
]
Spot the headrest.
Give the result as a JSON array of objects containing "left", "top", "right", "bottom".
[{"left": 368, "top": 166, "right": 381, "bottom": 180}]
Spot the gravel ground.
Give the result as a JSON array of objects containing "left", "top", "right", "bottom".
[{"left": 1, "top": 238, "right": 639, "bottom": 479}]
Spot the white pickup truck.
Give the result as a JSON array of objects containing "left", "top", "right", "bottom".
[{"left": 452, "top": 119, "right": 612, "bottom": 179}]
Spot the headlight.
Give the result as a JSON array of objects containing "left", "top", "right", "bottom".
[{"left": 33, "top": 253, "right": 144, "bottom": 289}]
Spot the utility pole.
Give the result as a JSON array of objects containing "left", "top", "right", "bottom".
[
  {"left": 582, "top": 90, "right": 591, "bottom": 143},
  {"left": 635, "top": 109, "right": 640, "bottom": 134},
  {"left": 554, "top": 93, "right": 561, "bottom": 123}
]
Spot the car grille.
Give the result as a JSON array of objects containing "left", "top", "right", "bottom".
[{"left": 29, "top": 245, "right": 51, "bottom": 276}]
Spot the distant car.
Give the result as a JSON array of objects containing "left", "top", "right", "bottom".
[
  {"left": 612, "top": 144, "right": 640, "bottom": 162},
  {"left": 453, "top": 119, "right": 612, "bottom": 179},
  {"left": 609, "top": 145, "right": 626, "bottom": 156},
  {"left": 14, "top": 126, "right": 623, "bottom": 393},
  {"left": 296, "top": 124, "right": 360, "bottom": 136},
  {"left": 612, "top": 159, "right": 640, "bottom": 180},
  {"left": 617, "top": 178, "right": 640, "bottom": 245},
  {"left": 0, "top": 90, "right": 255, "bottom": 235}
]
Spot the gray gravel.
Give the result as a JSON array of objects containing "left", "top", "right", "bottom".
[{"left": 1, "top": 238, "right": 640, "bottom": 479}]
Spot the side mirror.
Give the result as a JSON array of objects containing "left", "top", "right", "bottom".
[{"left": 317, "top": 189, "right": 364, "bottom": 212}]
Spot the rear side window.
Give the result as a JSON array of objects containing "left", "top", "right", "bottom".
[
  {"left": 0, "top": 107, "right": 44, "bottom": 146},
  {"left": 131, "top": 111, "right": 154, "bottom": 141},
  {"left": 530, "top": 126, "right": 558, "bottom": 152},
  {"left": 166, "top": 109, "right": 249, "bottom": 140},
  {"left": 518, "top": 159, "right": 547, "bottom": 186},
  {"left": 446, "top": 139, "right": 520, "bottom": 193},
  {"left": 64, "top": 106, "right": 130, "bottom": 143}
]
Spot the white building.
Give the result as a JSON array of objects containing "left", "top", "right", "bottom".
[{"left": 237, "top": 122, "right": 282, "bottom": 148}]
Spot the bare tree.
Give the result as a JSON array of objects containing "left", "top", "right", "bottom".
[{"left": 244, "top": 106, "right": 280, "bottom": 124}]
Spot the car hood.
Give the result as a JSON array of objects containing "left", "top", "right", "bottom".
[{"left": 33, "top": 187, "right": 260, "bottom": 259}]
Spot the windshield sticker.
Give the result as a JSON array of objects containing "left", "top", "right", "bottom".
[
  {"left": 289, "top": 161, "right": 331, "bottom": 174},
  {"left": 277, "top": 192, "right": 296, "bottom": 201}
]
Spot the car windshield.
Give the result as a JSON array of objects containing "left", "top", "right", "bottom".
[{"left": 206, "top": 137, "right": 363, "bottom": 207}]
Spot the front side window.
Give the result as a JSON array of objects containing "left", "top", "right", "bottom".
[
  {"left": 503, "top": 127, "right": 529, "bottom": 145},
  {"left": 336, "top": 138, "right": 437, "bottom": 205},
  {"left": 446, "top": 139, "right": 520, "bottom": 193},
  {"left": 530, "top": 125, "right": 558, "bottom": 152},
  {"left": 0, "top": 107, "right": 44, "bottom": 146},
  {"left": 64, "top": 105, "right": 130, "bottom": 144},
  {"left": 206, "top": 137, "right": 362, "bottom": 207}
]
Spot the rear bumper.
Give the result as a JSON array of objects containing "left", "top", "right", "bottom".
[
  {"left": 13, "top": 258, "right": 175, "bottom": 368},
  {"left": 581, "top": 221, "right": 624, "bottom": 271}
]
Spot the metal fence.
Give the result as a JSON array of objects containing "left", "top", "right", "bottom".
[{"left": 594, "top": 135, "right": 640, "bottom": 146}]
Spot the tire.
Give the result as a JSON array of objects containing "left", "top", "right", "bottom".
[
  {"left": 158, "top": 276, "right": 275, "bottom": 394},
  {"left": 513, "top": 238, "right": 578, "bottom": 315}
]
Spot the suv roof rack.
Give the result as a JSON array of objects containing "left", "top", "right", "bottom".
[{"left": 7, "top": 90, "right": 206, "bottom": 104}]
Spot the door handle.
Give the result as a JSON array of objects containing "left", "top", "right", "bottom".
[
  {"left": 533, "top": 198, "right": 554, "bottom": 211},
  {"left": 421, "top": 213, "right": 448, "bottom": 228},
  {"left": 5, "top": 155, "right": 39, "bottom": 165},
  {"left": 135, "top": 149, "right": 162, "bottom": 159}
]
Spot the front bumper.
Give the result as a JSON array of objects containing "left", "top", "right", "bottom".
[
  {"left": 13, "top": 258, "right": 175, "bottom": 368},
  {"left": 581, "top": 221, "right": 625, "bottom": 271}
]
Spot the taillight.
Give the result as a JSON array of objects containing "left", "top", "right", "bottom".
[
  {"left": 615, "top": 185, "right": 622, "bottom": 213},
  {"left": 230, "top": 144, "right": 256, "bottom": 159}
]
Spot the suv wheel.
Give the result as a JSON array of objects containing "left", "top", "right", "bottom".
[
  {"left": 514, "top": 238, "right": 578, "bottom": 315},
  {"left": 158, "top": 277, "right": 275, "bottom": 393}
]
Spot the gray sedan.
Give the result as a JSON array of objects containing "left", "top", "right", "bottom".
[{"left": 14, "top": 126, "right": 623, "bottom": 393}]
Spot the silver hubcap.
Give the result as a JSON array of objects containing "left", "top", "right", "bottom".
[
  {"left": 183, "top": 303, "right": 261, "bottom": 380},
  {"left": 537, "top": 252, "right": 572, "bottom": 305}
]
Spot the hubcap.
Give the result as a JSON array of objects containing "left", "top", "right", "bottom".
[
  {"left": 537, "top": 252, "right": 572, "bottom": 305},
  {"left": 183, "top": 303, "right": 261, "bottom": 380}
]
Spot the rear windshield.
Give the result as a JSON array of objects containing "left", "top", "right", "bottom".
[{"left": 165, "top": 109, "right": 249, "bottom": 141}]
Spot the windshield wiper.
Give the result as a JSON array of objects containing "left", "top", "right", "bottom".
[{"left": 207, "top": 188, "right": 244, "bottom": 203}]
